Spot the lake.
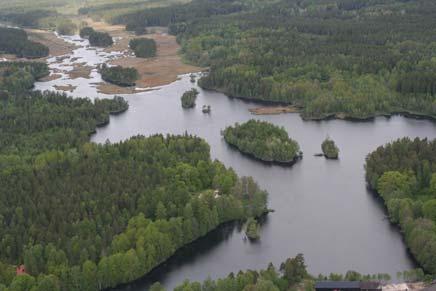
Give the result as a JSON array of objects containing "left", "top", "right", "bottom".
[{"left": 35, "top": 34, "right": 436, "bottom": 291}]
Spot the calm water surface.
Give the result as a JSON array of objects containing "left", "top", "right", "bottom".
[
  {"left": 90, "top": 75, "right": 436, "bottom": 290},
  {"left": 34, "top": 35, "right": 436, "bottom": 290}
]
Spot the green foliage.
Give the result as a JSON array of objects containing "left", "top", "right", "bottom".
[
  {"left": 79, "top": 27, "right": 95, "bottom": 39},
  {"left": 181, "top": 88, "right": 199, "bottom": 108},
  {"left": 321, "top": 138, "right": 339, "bottom": 159},
  {"left": 0, "top": 9, "right": 55, "bottom": 28},
  {"left": 129, "top": 38, "right": 157, "bottom": 58},
  {"left": 0, "top": 68, "right": 267, "bottom": 289},
  {"left": 79, "top": 27, "right": 113, "bottom": 47},
  {"left": 172, "top": 255, "right": 308, "bottom": 290},
  {"left": 223, "top": 120, "right": 301, "bottom": 163},
  {"left": 117, "top": 0, "right": 436, "bottom": 120},
  {"left": 55, "top": 19, "right": 77, "bottom": 35},
  {"left": 100, "top": 64, "right": 139, "bottom": 87},
  {"left": 0, "top": 27, "right": 49, "bottom": 59},
  {"left": 245, "top": 218, "right": 259, "bottom": 240},
  {"left": 366, "top": 138, "right": 436, "bottom": 274},
  {"left": 0, "top": 62, "right": 49, "bottom": 92}
]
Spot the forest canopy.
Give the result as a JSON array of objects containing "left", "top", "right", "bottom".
[
  {"left": 100, "top": 64, "right": 139, "bottom": 87},
  {"left": 129, "top": 38, "right": 157, "bottom": 58},
  {"left": 366, "top": 138, "right": 436, "bottom": 274},
  {"left": 0, "top": 27, "right": 49, "bottom": 58},
  {"left": 223, "top": 120, "right": 301, "bottom": 164},
  {"left": 109, "top": 0, "right": 436, "bottom": 120},
  {"left": 0, "top": 60, "right": 268, "bottom": 290}
]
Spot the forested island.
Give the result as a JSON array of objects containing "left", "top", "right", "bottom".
[
  {"left": 0, "top": 59, "right": 268, "bottom": 290},
  {"left": 0, "top": 27, "right": 48, "bottom": 58},
  {"left": 181, "top": 88, "right": 199, "bottom": 108},
  {"left": 366, "top": 138, "right": 436, "bottom": 274},
  {"left": 130, "top": 38, "right": 157, "bottom": 58},
  {"left": 322, "top": 138, "right": 339, "bottom": 159},
  {"left": 100, "top": 64, "right": 139, "bottom": 87},
  {"left": 80, "top": 27, "right": 113, "bottom": 47},
  {"left": 108, "top": 0, "right": 436, "bottom": 121},
  {"left": 223, "top": 120, "right": 301, "bottom": 164}
]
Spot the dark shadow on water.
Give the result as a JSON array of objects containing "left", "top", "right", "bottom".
[{"left": 111, "top": 221, "right": 243, "bottom": 291}]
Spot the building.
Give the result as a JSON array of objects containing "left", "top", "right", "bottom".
[
  {"left": 315, "top": 281, "right": 381, "bottom": 291},
  {"left": 16, "top": 265, "right": 26, "bottom": 275}
]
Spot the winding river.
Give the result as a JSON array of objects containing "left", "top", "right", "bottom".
[{"left": 34, "top": 34, "right": 436, "bottom": 290}]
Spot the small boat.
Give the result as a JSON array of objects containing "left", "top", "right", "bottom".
[{"left": 202, "top": 105, "right": 211, "bottom": 113}]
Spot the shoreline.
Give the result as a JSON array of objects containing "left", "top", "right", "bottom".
[
  {"left": 199, "top": 84, "right": 436, "bottom": 123},
  {"left": 224, "top": 139, "right": 303, "bottom": 167}
]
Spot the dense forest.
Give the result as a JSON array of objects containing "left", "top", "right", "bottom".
[
  {"left": 106, "top": 0, "right": 436, "bottom": 120},
  {"left": 80, "top": 27, "right": 113, "bottom": 47},
  {"left": 100, "top": 64, "right": 139, "bottom": 87},
  {"left": 181, "top": 88, "right": 199, "bottom": 108},
  {"left": 0, "top": 59, "right": 268, "bottom": 290},
  {"left": 366, "top": 138, "right": 436, "bottom": 274},
  {"left": 0, "top": 27, "right": 49, "bottom": 59},
  {"left": 130, "top": 38, "right": 157, "bottom": 58},
  {"left": 223, "top": 120, "right": 301, "bottom": 164},
  {"left": 0, "top": 62, "right": 49, "bottom": 92}
]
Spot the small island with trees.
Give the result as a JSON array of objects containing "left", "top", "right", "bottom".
[
  {"left": 245, "top": 218, "right": 260, "bottom": 240},
  {"left": 181, "top": 88, "right": 199, "bottom": 108},
  {"left": 223, "top": 120, "right": 302, "bottom": 165},
  {"left": 321, "top": 138, "right": 339, "bottom": 159},
  {"left": 100, "top": 64, "right": 139, "bottom": 87},
  {"left": 79, "top": 26, "right": 113, "bottom": 47},
  {"left": 129, "top": 38, "right": 157, "bottom": 58}
]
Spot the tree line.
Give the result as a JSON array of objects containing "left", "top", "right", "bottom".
[
  {"left": 365, "top": 138, "right": 436, "bottom": 274},
  {"left": 79, "top": 27, "right": 113, "bottom": 47},
  {"left": 109, "top": 0, "right": 436, "bottom": 120},
  {"left": 0, "top": 62, "right": 49, "bottom": 92},
  {"left": 0, "top": 59, "right": 268, "bottom": 290},
  {"left": 153, "top": 254, "right": 406, "bottom": 291},
  {"left": 0, "top": 27, "right": 49, "bottom": 59}
]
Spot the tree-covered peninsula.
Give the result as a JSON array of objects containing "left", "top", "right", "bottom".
[
  {"left": 366, "top": 138, "right": 436, "bottom": 274},
  {"left": 0, "top": 27, "right": 49, "bottom": 59},
  {"left": 0, "top": 62, "right": 268, "bottom": 290},
  {"left": 110, "top": 0, "right": 436, "bottom": 121},
  {"left": 223, "top": 120, "right": 301, "bottom": 164}
]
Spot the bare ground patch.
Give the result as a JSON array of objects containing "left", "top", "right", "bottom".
[
  {"left": 54, "top": 84, "right": 77, "bottom": 92},
  {"left": 84, "top": 18, "right": 202, "bottom": 94},
  {"left": 249, "top": 106, "right": 300, "bottom": 115},
  {"left": 27, "top": 29, "right": 77, "bottom": 57}
]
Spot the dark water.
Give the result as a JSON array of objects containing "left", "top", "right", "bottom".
[{"left": 91, "top": 74, "right": 436, "bottom": 290}]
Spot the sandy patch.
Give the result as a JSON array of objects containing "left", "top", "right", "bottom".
[
  {"left": 54, "top": 84, "right": 77, "bottom": 92},
  {"left": 68, "top": 63, "right": 93, "bottom": 79},
  {"left": 83, "top": 18, "right": 202, "bottom": 94},
  {"left": 40, "top": 73, "right": 63, "bottom": 81},
  {"left": 249, "top": 106, "right": 300, "bottom": 115}
]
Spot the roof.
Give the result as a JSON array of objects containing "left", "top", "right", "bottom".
[
  {"left": 315, "top": 281, "right": 361, "bottom": 289},
  {"left": 360, "top": 282, "right": 381, "bottom": 289}
]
